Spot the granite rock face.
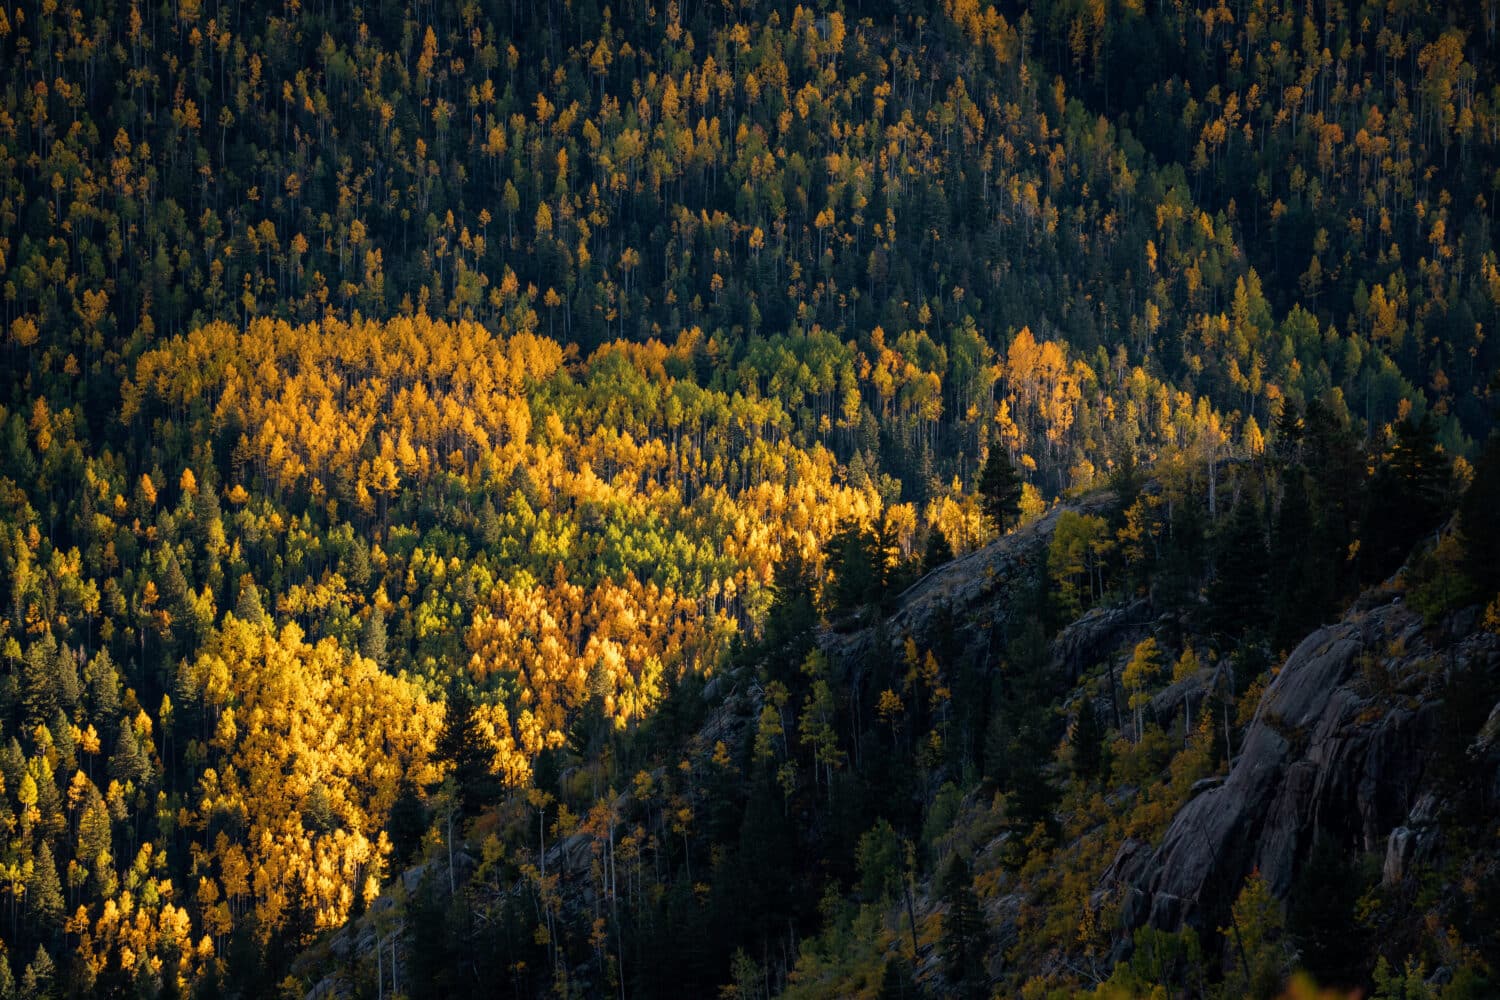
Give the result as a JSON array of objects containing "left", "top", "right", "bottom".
[
  {"left": 823, "top": 492, "right": 1118, "bottom": 674},
  {"left": 1113, "top": 598, "right": 1499, "bottom": 933}
]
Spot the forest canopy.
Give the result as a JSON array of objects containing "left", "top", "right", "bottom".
[{"left": 1, "top": 0, "right": 1498, "bottom": 995}]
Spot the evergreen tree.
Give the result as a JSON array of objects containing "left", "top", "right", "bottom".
[
  {"left": 84, "top": 650, "right": 121, "bottom": 736},
  {"left": 387, "top": 778, "right": 427, "bottom": 868},
  {"left": 234, "top": 575, "right": 268, "bottom": 625},
  {"left": 1459, "top": 432, "right": 1500, "bottom": 598},
  {"left": 339, "top": 539, "right": 372, "bottom": 589},
  {"left": 1301, "top": 399, "right": 1365, "bottom": 594},
  {"left": 18, "top": 946, "right": 53, "bottom": 1000},
  {"left": 506, "top": 463, "right": 542, "bottom": 508},
  {"left": 435, "top": 688, "right": 497, "bottom": 817},
  {"left": 1270, "top": 402, "right": 1305, "bottom": 468},
  {"left": 762, "top": 545, "right": 818, "bottom": 673},
  {"left": 27, "top": 842, "right": 64, "bottom": 936},
  {"left": 76, "top": 789, "right": 116, "bottom": 899},
  {"left": 938, "top": 854, "right": 988, "bottom": 999},
  {"left": 978, "top": 448, "right": 1023, "bottom": 535},
  {"left": 1071, "top": 696, "right": 1103, "bottom": 781},
  {"left": 825, "top": 522, "right": 878, "bottom": 614},
  {"left": 1270, "top": 466, "right": 1327, "bottom": 650},
  {"left": 1288, "top": 833, "right": 1366, "bottom": 988},
  {"left": 20, "top": 640, "right": 59, "bottom": 732},
  {"left": 876, "top": 955, "right": 919, "bottom": 1000},
  {"left": 108, "top": 718, "right": 150, "bottom": 787},
  {"left": 359, "top": 607, "right": 389, "bottom": 668},
  {"left": 1208, "top": 495, "right": 1270, "bottom": 638},
  {"left": 478, "top": 497, "right": 502, "bottom": 546},
  {"left": 1364, "top": 413, "right": 1451, "bottom": 578},
  {"left": 922, "top": 527, "right": 955, "bottom": 573}
]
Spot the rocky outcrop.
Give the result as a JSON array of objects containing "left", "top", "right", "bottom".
[
  {"left": 823, "top": 492, "right": 1117, "bottom": 669},
  {"left": 1051, "top": 599, "right": 1153, "bottom": 684},
  {"left": 1111, "top": 596, "right": 1500, "bottom": 934}
]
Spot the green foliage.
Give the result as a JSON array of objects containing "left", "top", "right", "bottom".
[
  {"left": 1209, "top": 495, "right": 1270, "bottom": 639},
  {"left": 1112, "top": 925, "right": 1203, "bottom": 996},
  {"left": 358, "top": 606, "right": 389, "bottom": 668},
  {"left": 938, "top": 854, "right": 988, "bottom": 1000},
  {"left": 1372, "top": 956, "right": 1437, "bottom": 1000},
  {"left": 0, "top": 0, "right": 1494, "bottom": 992},
  {"left": 435, "top": 687, "right": 498, "bottom": 817},
  {"left": 1289, "top": 833, "right": 1368, "bottom": 989},
  {"left": 856, "top": 819, "right": 905, "bottom": 903},
  {"left": 1221, "top": 869, "right": 1291, "bottom": 1000},
  {"left": 1407, "top": 532, "right": 1474, "bottom": 624},
  {"left": 980, "top": 449, "right": 1024, "bottom": 536},
  {"left": 1366, "top": 415, "right": 1454, "bottom": 579},
  {"left": 922, "top": 527, "right": 955, "bottom": 574},
  {"left": 1071, "top": 695, "right": 1104, "bottom": 782},
  {"left": 1122, "top": 638, "right": 1163, "bottom": 742},
  {"left": 1050, "top": 511, "right": 1112, "bottom": 619}
]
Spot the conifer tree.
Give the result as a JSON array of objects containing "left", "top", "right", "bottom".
[
  {"left": 436, "top": 688, "right": 496, "bottom": 817},
  {"left": 939, "top": 854, "right": 988, "bottom": 999},
  {"left": 1209, "top": 496, "right": 1270, "bottom": 638},
  {"left": 386, "top": 778, "right": 427, "bottom": 868},
  {"left": 1365, "top": 414, "right": 1452, "bottom": 575},
  {"left": 234, "top": 575, "right": 268, "bottom": 625},
  {"left": 27, "top": 843, "right": 64, "bottom": 935},
  {"left": 978, "top": 449, "right": 1023, "bottom": 535},
  {"left": 20, "top": 642, "right": 59, "bottom": 732},
  {"left": 359, "top": 607, "right": 389, "bottom": 668},
  {"left": 108, "top": 719, "right": 149, "bottom": 787},
  {"left": 1459, "top": 433, "right": 1500, "bottom": 597},
  {"left": 19, "top": 946, "right": 53, "bottom": 1000},
  {"left": 922, "top": 526, "right": 955, "bottom": 573},
  {"left": 876, "top": 956, "right": 918, "bottom": 1000},
  {"left": 1072, "top": 696, "right": 1103, "bottom": 780}
]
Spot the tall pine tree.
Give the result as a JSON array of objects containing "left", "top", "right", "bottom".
[
  {"left": 939, "top": 854, "right": 989, "bottom": 999},
  {"left": 436, "top": 688, "right": 497, "bottom": 817},
  {"left": 1208, "top": 495, "right": 1270, "bottom": 639},
  {"left": 978, "top": 449, "right": 1023, "bottom": 536}
]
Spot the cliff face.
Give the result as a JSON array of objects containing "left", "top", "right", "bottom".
[
  {"left": 1111, "top": 596, "right": 1500, "bottom": 935},
  {"left": 822, "top": 494, "right": 1121, "bottom": 670}
]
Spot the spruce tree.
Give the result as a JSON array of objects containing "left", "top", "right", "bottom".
[
  {"left": 109, "top": 719, "right": 150, "bottom": 787},
  {"left": 234, "top": 575, "right": 268, "bottom": 625},
  {"left": 84, "top": 650, "right": 121, "bottom": 736},
  {"left": 1288, "top": 833, "right": 1365, "bottom": 988},
  {"left": 1270, "top": 466, "right": 1325, "bottom": 649},
  {"left": 762, "top": 546, "right": 818, "bottom": 673},
  {"left": 978, "top": 448, "right": 1023, "bottom": 535},
  {"left": 1364, "top": 413, "right": 1450, "bottom": 578},
  {"left": 436, "top": 688, "right": 496, "bottom": 817},
  {"left": 28, "top": 843, "right": 64, "bottom": 935},
  {"left": 938, "top": 854, "right": 988, "bottom": 999},
  {"left": 1459, "top": 433, "right": 1500, "bottom": 597},
  {"left": 1072, "top": 696, "right": 1103, "bottom": 781},
  {"left": 922, "top": 527, "right": 955, "bottom": 573},
  {"left": 1208, "top": 495, "right": 1270, "bottom": 639},
  {"left": 825, "top": 522, "right": 877, "bottom": 614},
  {"left": 19, "top": 946, "right": 53, "bottom": 1000},
  {"left": 20, "top": 640, "right": 59, "bottom": 732},
  {"left": 359, "top": 607, "right": 389, "bottom": 668},
  {"left": 387, "top": 780, "right": 427, "bottom": 869}
]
